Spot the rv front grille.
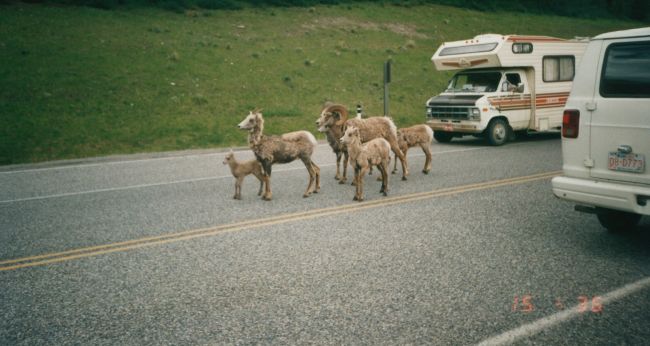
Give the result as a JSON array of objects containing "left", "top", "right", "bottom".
[{"left": 427, "top": 106, "right": 472, "bottom": 120}]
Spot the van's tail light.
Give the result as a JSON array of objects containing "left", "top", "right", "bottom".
[{"left": 562, "top": 110, "right": 580, "bottom": 138}]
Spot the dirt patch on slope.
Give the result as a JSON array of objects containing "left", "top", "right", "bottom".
[{"left": 302, "top": 17, "right": 427, "bottom": 39}]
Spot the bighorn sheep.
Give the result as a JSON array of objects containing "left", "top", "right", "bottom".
[
  {"left": 238, "top": 110, "right": 320, "bottom": 201},
  {"left": 393, "top": 124, "right": 434, "bottom": 174},
  {"left": 316, "top": 103, "right": 349, "bottom": 183},
  {"left": 316, "top": 103, "right": 408, "bottom": 182},
  {"left": 222, "top": 149, "right": 265, "bottom": 200},
  {"left": 340, "top": 126, "right": 390, "bottom": 202}
]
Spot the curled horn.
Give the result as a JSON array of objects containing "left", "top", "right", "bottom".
[{"left": 323, "top": 103, "right": 349, "bottom": 126}]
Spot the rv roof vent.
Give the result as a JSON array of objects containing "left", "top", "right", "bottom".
[{"left": 473, "top": 34, "right": 502, "bottom": 41}]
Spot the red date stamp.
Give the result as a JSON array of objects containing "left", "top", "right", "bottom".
[{"left": 512, "top": 295, "right": 603, "bottom": 313}]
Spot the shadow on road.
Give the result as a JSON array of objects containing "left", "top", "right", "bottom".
[
  {"left": 582, "top": 217, "right": 650, "bottom": 259},
  {"left": 434, "top": 132, "right": 561, "bottom": 147}
]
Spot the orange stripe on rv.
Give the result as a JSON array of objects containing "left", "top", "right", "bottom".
[{"left": 488, "top": 92, "right": 569, "bottom": 110}]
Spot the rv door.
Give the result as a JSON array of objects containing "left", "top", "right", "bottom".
[{"left": 498, "top": 71, "right": 531, "bottom": 130}]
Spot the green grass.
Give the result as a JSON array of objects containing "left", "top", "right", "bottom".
[{"left": 0, "top": 3, "right": 643, "bottom": 164}]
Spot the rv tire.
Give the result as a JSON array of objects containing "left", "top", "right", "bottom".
[
  {"left": 433, "top": 131, "right": 454, "bottom": 143},
  {"left": 595, "top": 208, "right": 641, "bottom": 232},
  {"left": 486, "top": 118, "right": 509, "bottom": 146}
]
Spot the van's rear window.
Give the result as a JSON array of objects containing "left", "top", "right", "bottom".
[
  {"left": 439, "top": 43, "right": 498, "bottom": 56},
  {"left": 600, "top": 41, "right": 650, "bottom": 98}
]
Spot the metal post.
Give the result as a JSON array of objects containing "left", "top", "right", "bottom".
[{"left": 383, "top": 60, "right": 391, "bottom": 117}]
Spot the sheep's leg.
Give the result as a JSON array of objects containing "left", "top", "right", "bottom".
[
  {"left": 388, "top": 139, "right": 409, "bottom": 180},
  {"left": 311, "top": 160, "right": 320, "bottom": 193},
  {"left": 351, "top": 160, "right": 358, "bottom": 186},
  {"left": 301, "top": 157, "right": 316, "bottom": 198},
  {"left": 340, "top": 151, "right": 349, "bottom": 184},
  {"left": 371, "top": 159, "right": 382, "bottom": 181},
  {"left": 252, "top": 169, "right": 265, "bottom": 196},
  {"left": 235, "top": 176, "right": 244, "bottom": 200},
  {"left": 392, "top": 147, "right": 408, "bottom": 174},
  {"left": 356, "top": 166, "right": 368, "bottom": 202},
  {"left": 254, "top": 173, "right": 264, "bottom": 196},
  {"left": 334, "top": 152, "right": 342, "bottom": 181},
  {"left": 261, "top": 161, "right": 273, "bottom": 201},
  {"left": 421, "top": 143, "right": 432, "bottom": 174},
  {"left": 377, "top": 163, "right": 389, "bottom": 196},
  {"left": 352, "top": 166, "right": 361, "bottom": 200}
]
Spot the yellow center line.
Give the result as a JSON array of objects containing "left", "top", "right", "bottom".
[{"left": 0, "top": 171, "right": 561, "bottom": 271}]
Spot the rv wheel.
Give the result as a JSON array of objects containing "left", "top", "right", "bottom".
[
  {"left": 595, "top": 208, "right": 641, "bottom": 232},
  {"left": 433, "top": 131, "right": 453, "bottom": 143},
  {"left": 486, "top": 119, "right": 508, "bottom": 146}
]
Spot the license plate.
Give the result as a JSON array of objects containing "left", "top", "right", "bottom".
[
  {"left": 608, "top": 152, "right": 645, "bottom": 173},
  {"left": 443, "top": 124, "right": 453, "bottom": 132}
]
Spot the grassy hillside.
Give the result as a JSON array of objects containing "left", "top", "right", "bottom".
[{"left": 0, "top": 3, "right": 642, "bottom": 164}]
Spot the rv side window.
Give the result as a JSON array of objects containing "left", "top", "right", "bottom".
[
  {"left": 512, "top": 43, "right": 533, "bottom": 54},
  {"left": 503, "top": 73, "right": 522, "bottom": 92},
  {"left": 439, "top": 43, "right": 498, "bottom": 56},
  {"left": 600, "top": 41, "right": 650, "bottom": 98},
  {"left": 543, "top": 56, "right": 575, "bottom": 82}
]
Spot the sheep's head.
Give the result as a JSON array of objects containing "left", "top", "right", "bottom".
[
  {"left": 222, "top": 150, "right": 234, "bottom": 165},
  {"left": 238, "top": 110, "right": 263, "bottom": 131},
  {"left": 340, "top": 126, "right": 360, "bottom": 145},
  {"left": 316, "top": 103, "right": 348, "bottom": 133}
]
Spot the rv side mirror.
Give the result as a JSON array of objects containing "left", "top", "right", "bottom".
[
  {"left": 501, "top": 81, "right": 509, "bottom": 92},
  {"left": 516, "top": 83, "right": 525, "bottom": 93}
]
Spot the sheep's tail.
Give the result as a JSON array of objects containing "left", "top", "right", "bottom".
[
  {"left": 304, "top": 131, "right": 318, "bottom": 146},
  {"left": 385, "top": 117, "right": 398, "bottom": 139},
  {"left": 424, "top": 124, "right": 433, "bottom": 142}
]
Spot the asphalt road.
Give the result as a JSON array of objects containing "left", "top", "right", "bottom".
[{"left": 1, "top": 134, "right": 649, "bottom": 345}]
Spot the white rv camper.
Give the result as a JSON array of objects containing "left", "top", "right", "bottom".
[{"left": 426, "top": 34, "right": 588, "bottom": 145}]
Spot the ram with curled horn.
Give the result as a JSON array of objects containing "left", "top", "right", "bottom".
[
  {"left": 316, "top": 103, "right": 409, "bottom": 182},
  {"left": 315, "top": 102, "right": 351, "bottom": 183}
]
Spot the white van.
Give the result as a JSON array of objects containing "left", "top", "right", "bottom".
[
  {"left": 551, "top": 27, "right": 650, "bottom": 231},
  {"left": 427, "top": 34, "right": 588, "bottom": 145}
]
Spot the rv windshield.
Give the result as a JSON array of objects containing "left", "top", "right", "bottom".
[{"left": 446, "top": 71, "right": 502, "bottom": 93}]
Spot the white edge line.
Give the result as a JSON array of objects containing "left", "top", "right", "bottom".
[
  {"left": 476, "top": 276, "right": 650, "bottom": 346},
  {"left": 0, "top": 143, "right": 332, "bottom": 175},
  {"left": 0, "top": 144, "right": 499, "bottom": 175},
  {"left": 0, "top": 147, "right": 488, "bottom": 204}
]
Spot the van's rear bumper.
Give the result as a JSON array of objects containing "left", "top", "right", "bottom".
[{"left": 551, "top": 176, "right": 650, "bottom": 215}]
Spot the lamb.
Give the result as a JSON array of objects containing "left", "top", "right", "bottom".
[
  {"left": 222, "top": 149, "right": 265, "bottom": 200},
  {"left": 339, "top": 126, "right": 390, "bottom": 202},
  {"left": 316, "top": 103, "right": 409, "bottom": 182},
  {"left": 238, "top": 110, "right": 320, "bottom": 201},
  {"left": 393, "top": 124, "right": 434, "bottom": 174}
]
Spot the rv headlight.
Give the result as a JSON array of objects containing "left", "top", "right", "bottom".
[{"left": 470, "top": 108, "right": 480, "bottom": 120}]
